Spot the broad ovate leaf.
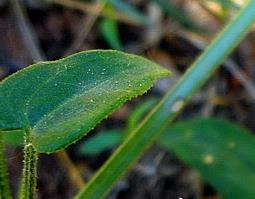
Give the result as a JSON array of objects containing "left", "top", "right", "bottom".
[{"left": 0, "top": 50, "right": 170, "bottom": 153}]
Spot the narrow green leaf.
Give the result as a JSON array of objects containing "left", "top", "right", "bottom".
[
  {"left": 79, "top": 130, "right": 123, "bottom": 155},
  {"left": 159, "top": 118, "right": 255, "bottom": 199},
  {"left": 0, "top": 50, "right": 169, "bottom": 153},
  {"left": 100, "top": 18, "right": 123, "bottom": 50},
  {"left": 74, "top": 2, "right": 255, "bottom": 198}
]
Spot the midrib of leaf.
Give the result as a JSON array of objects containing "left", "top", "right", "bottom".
[
  {"left": 0, "top": 50, "right": 169, "bottom": 153},
  {"left": 31, "top": 79, "right": 113, "bottom": 129},
  {"left": 31, "top": 70, "right": 165, "bottom": 152},
  {"left": 5, "top": 54, "right": 119, "bottom": 128},
  {"left": 29, "top": 65, "right": 142, "bottom": 130}
]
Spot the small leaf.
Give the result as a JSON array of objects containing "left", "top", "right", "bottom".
[
  {"left": 78, "top": 130, "right": 123, "bottom": 155},
  {"left": 159, "top": 118, "right": 255, "bottom": 199},
  {"left": 0, "top": 50, "right": 170, "bottom": 153}
]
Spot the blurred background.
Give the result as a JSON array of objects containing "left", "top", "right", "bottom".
[{"left": 1, "top": 0, "right": 255, "bottom": 198}]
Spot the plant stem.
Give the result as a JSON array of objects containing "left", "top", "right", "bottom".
[
  {"left": 0, "top": 132, "right": 12, "bottom": 199},
  {"left": 10, "top": 0, "right": 86, "bottom": 192},
  {"left": 74, "top": 1, "right": 255, "bottom": 199},
  {"left": 19, "top": 130, "right": 38, "bottom": 199}
]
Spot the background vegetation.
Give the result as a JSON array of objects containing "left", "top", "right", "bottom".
[{"left": 1, "top": 0, "right": 255, "bottom": 198}]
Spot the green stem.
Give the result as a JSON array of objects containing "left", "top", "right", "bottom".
[
  {"left": 0, "top": 132, "right": 12, "bottom": 199},
  {"left": 74, "top": 1, "right": 255, "bottom": 199},
  {"left": 19, "top": 130, "right": 38, "bottom": 199}
]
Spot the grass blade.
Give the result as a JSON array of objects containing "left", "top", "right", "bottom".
[{"left": 74, "top": 1, "right": 255, "bottom": 198}]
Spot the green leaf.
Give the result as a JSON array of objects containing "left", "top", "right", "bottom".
[
  {"left": 74, "top": 2, "right": 255, "bottom": 197},
  {"left": 2, "top": 130, "right": 23, "bottom": 146},
  {"left": 0, "top": 50, "right": 170, "bottom": 153},
  {"left": 100, "top": 18, "right": 123, "bottom": 50},
  {"left": 78, "top": 98, "right": 158, "bottom": 156},
  {"left": 159, "top": 118, "right": 255, "bottom": 199},
  {"left": 78, "top": 129, "right": 123, "bottom": 155}
]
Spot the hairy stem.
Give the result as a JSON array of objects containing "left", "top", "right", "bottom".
[
  {"left": 0, "top": 132, "right": 12, "bottom": 199},
  {"left": 19, "top": 130, "right": 38, "bottom": 199}
]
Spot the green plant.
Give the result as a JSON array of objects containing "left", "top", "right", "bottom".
[
  {"left": 1, "top": 1, "right": 255, "bottom": 199},
  {"left": 78, "top": 98, "right": 157, "bottom": 155},
  {"left": 75, "top": 1, "right": 255, "bottom": 198},
  {"left": 159, "top": 117, "right": 255, "bottom": 199},
  {"left": 80, "top": 115, "right": 255, "bottom": 199},
  {"left": 0, "top": 50, "right": 169, "bottom": 198}
]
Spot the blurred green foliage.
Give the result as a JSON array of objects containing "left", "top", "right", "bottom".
[{"left": 159, "top": 118, "right": 255, "bottom": 199}]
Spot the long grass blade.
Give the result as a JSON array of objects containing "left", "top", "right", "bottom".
[{"left": 75, "top": 1, "right": 255, "bottom": 198}]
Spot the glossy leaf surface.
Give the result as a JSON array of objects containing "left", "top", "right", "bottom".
[
  {"left": 0, "top": 50, "right": 169, "bottom": 153},
  {"left": 159, "top": 118, "right": 255, "bottom": 199}
]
